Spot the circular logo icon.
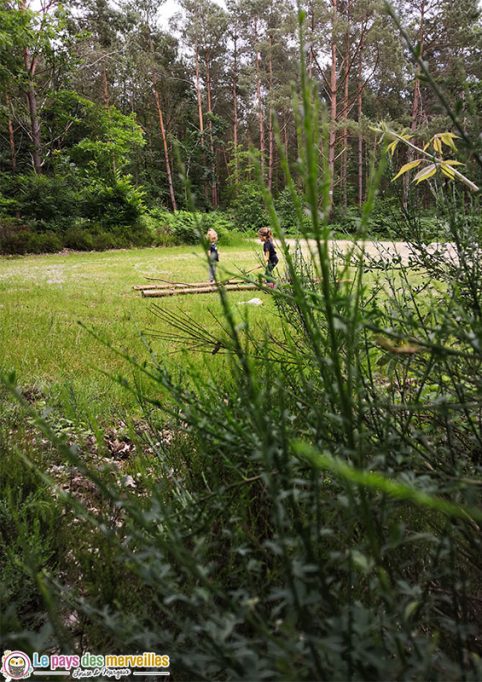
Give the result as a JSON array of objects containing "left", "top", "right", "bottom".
[{"left": 1, "top": 651, "right": 33, "bottom": 681}]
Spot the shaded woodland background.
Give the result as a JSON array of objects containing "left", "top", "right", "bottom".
[{"left": 0, "top": 0, "right": 481, "bottom": 252}]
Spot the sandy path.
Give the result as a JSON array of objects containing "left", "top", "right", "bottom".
[{"left": 281, "top": 238, "right": 458, "bottom": 264}]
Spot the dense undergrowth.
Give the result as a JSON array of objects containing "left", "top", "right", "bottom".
[
  {"left": 0, "top": 207, "right": 248, "bottom": 255},
  {"left": 2, "top": 19, "right": 482, "bottom": 682}
]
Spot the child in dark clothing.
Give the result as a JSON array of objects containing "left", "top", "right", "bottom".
[
  {"left": 207, "top": 228, "right": 219, "bottom": 283},
  {"left": 258, "top": 227, "right": 278, "bottom": 285}
]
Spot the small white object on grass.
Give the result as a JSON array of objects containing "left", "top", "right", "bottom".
[{"left": 238, "top": 298, "right": 263, "bottom": 306}]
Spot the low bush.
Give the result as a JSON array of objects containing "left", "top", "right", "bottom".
[
  {"left": 229, "top": 181, "right": 269, "bottom": 231},
  {"left": 144, "top": 209, "right": 246, "bottom": 247},
  {"left": 63, "top": 227, "right": 95, "bottom": 251},
  {"left": 5, "top": 173, "right": 82, "bottom": 231},
  {"left": 27, "top": 232, "right": 63, "bottom": 253},
  {"left": 0, "top": 222, "right": 63, "bottom": 255},
  {"left": 274, "top": 187, "right": 310, "bottom": 233},
  {"left": 82, "top": 175, "right": 146, "bottom": 228}
]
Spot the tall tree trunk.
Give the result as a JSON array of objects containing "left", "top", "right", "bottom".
[
  {"left": 205, "top": 53, "right": 218, "bottom": 208},
  {"left": 20, "top": 0, "right": 42, "bottom": 173},
  {"left": 194, "top": 45, "right": 209, "bottom": 204},
  {"left": 6, "top": 95, "right": 16, "bottom": 173},
  {"left": 153, "top": 87, "right": 177, "bottom": 212},
  {"left": 25, "top": 66, "right": 42, "bottom": 174},
  {"left": 357, "top": 34, "right": 364, "bottom": 207},
  {"left": 268, "top": 34, "right": 274, "bottom": 191},
  {"left": 195, "top": 46, "right": 204, "bottom": 142},
  {"left": 403, "top": 0, "right": 425, "bottom": 207},
  {"left": 328, "top": 0, "right": 338, "bottom": 206},
  {"left": 341, "top": 0, "right": 351, "bottom": 210},
  {"left": 255, "top": 19, "right": 265, "bottom": 174},
  {"left": 232, "top": 33, "right": 239, "bottom": 192},
  {"left": 101, "top": 62, "right": 110, "bottom": 107}
]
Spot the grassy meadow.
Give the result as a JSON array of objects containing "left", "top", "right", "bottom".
[{"left": 0, "top": 243, "right": 275, "bottom": 421}]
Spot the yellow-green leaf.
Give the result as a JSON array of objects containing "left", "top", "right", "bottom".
[
  {"left": 387, "top": 140, "right": 399, "bottom": 156},
  {"left": 440, "top": 133, "right": 460, "bottom": 151},
  {"left": 413, "top": 163, "right": 437, "bottom": 184},
  {"left": 443, "top": 160, "right": 463, "bottom": 166},
  {"left": 433, "top": 136, "right": 442, "bottom": 154},
  {"left": 392, "top": 159, "right": 422, "bottom": 181},
  {"left": 441, "top": 165, "right": 455, "bottom": 179}
]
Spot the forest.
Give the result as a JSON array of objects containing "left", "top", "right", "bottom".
[
  {"left": 1, "top": 1, "right": 482, "bottom": 680},
  {"left": 1, "top": 0, "right": 481, "bottom": 252}
]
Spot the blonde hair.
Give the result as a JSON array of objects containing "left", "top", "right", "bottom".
[
  {"left": 258, "top": 227, "right": 272, "bottom": 241},
  {"left": 207, "top": 228, "right": 218, "bottom": 241}
]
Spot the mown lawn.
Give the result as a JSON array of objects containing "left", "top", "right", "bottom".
[{"left": 0, "top": 243, "right": 276, "bottom": 423}]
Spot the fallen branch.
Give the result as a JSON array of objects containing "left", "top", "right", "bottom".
[
  {"left": 143, "top": 277, "right": 204, "bottom": 287},
  {"left": 134, "top": 279, "right": 245, "bottom": 291},
  {"left": 142, "top": 283, "right": 261, "bottom": 298}
]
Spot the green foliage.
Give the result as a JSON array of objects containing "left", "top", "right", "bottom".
[
  {"left": 144, "top": 209, "right": 245, "bottom": 246},
  {"left": 81, "top": 174, "right": 146, "bottom": 228},
  {"left": 0, "top": 93, "right": 147, "bottom": 249},
  {"left": 65, "top": 98, "right": 146, "bottom": 181},
  {"left": 6, "top": 173, "right": 82, "bottom": 230},
  {"left": 229, "top": 181, "right": 268, "bottom": 230},
  {"left": 275, "top": 187, "right": 310, "bottom": 233},
  {"left": 0, "top": 421, "right": 62, "bottom": 637},
  {"left": 226, "top": 147, "right": 269, "bottom": 230},
  {"left": 0, "top": 222, "right": 63, "bottom": 255}
]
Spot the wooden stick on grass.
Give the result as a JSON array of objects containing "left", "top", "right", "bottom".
[{"left": 142, "top": 283, "right": 261, "bottom": 297}]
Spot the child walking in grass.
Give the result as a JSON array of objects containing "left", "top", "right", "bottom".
[
  {"left": 207, "top": 228, "right": 219, "bottom": 283},
  {"left": 258, "top": 227, "right": 278, "bottom": 286}
]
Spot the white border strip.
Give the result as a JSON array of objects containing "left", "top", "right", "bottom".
[
  {"left": 33, "top": 673, "right": 70, "bottom": 676},
  {"left": 132, "top": 673, "right": 170, "bottom": 676}
]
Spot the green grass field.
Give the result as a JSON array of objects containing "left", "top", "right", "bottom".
[{"left": 0, "top": 244, "right": 276, "bottom": 423}]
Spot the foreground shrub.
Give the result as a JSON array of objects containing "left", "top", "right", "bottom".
[{"left": 0, "top": 415, "right": 63, "bottom": 641}]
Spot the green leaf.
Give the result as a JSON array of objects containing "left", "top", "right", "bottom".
[
  {"left": 293, "top": 442, "right": 482, "bottom": 522},
  {"left": 404, "top": 601, "right": 419, "bottom": 620}
]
